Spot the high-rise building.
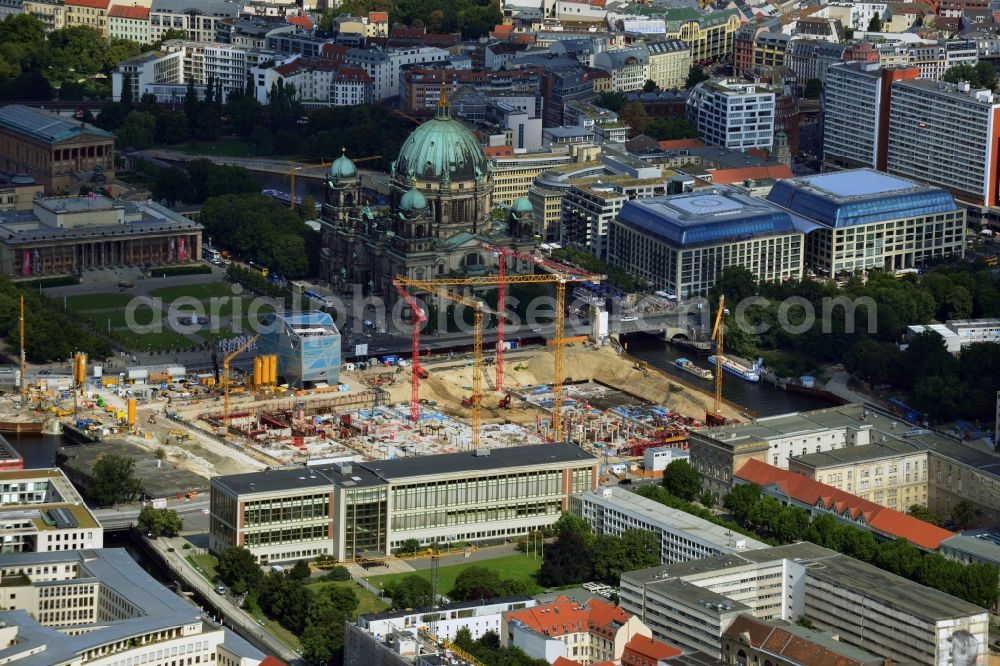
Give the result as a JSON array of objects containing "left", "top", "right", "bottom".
[
  {"left": 686, "top": 79, "right": 775, "bottom": 150},
  {"left": 887, "top": 78, "right": 1000, "bottom": 208},
  {"left": 822, "top": 62, "right": 919, "bottom": 170}
]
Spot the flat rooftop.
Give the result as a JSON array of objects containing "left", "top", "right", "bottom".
[
  {"left": 582, "top": 487, "right": 768, "bottom": 554},
  {"left": 941, "top": 530, "right": 1000, "bottom": 564},
  {"left": 615, "top": 187, "right": 809, "bottom": 248},
  {"left": 0, "top": 105, "right": 112, "bottom": 144}
]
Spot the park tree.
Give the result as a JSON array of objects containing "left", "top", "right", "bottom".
[
  {"left": 867, "top": 12, "right": 882, "bottom": 31},
  {"left": 155, "top": 111, "right": 189, "bottom": 144},
  {"left": 685, "top": 66, "right": 710, "bottom": 89},
  {"left": 137, "top": 506, "right": 183, "bottom": 537},
  {"left": 116, "top": 110, "right": 156, "bottom": 149},
  {"left": 184, "top": 81, "right": 199, "bottom": 125},
  {"left": 645, "top": 118, "right": 698, "bottom": 141},
  {"left": 216, "top": 547, "right": 263, "bottom": 595},
  {"left": 396, "top": 538, "right": 422, "bottom": 555},
  {"left": 87, "top": 454, "right": 142, "bottom": 506},
  {"left": 595, "top": 91, "right": 628, "bottom": 112},
  {"left": 150, "top": 167, "right": 194, "bottom": 206},
  {"left": 906, "top": 504, "right": 941, "bottom": 526},
  {"left": 539, "top": 527, "right": 593, "bottom": 586},
  {"left": 951, "top": 500, "right": 977, "bottom": 529},
  {"left": 661, "top": 459, "right": 702, "bottom": 501},
  {"left": 290, "top": 559, "right": 312, "bottom": 581},
  {"left": 709, "top": 265, "right": 757, "bottom": 306},
  {"left": 643, "top": 79, "right": 658, "bottom": 92},
  {"left": 301, "top": 622, "right": 341, "bottom": 665},
  {"left": 843, "top": 338, "right": 904, "bottom": 386},
  {"left": 592, "top": 529, "right": 660, "bottom": 585},
  {"left": 803, "top": 78, "right": 823, "bottom": 99},
  {"left": 388, "top": 574, "right": 433, "bottom": 609},
  {"left": 943, "top": 62, "right": 998, "bottom": 89},
  {"left": 619, "top": 102, "right": 649, "bottom": 137},
  {"left": 450, "top": 566, "right": 524, "bottom": 602},
  {"left": 257, "top": 571, "right": 310, "bottom": 632},
  {"left": 723, "top": 483, "right": 761, "bottom": 522}
]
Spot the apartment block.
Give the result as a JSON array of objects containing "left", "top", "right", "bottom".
[
  {"left": 345, "top": 46, "right": 449, "bottom": 102},
  {"left": 593, "top": 47, "right": 651, "bottom": 93},
  {"left": 23, "top": 0, "right": 65, "bottom": 30},
  {"left": 0, "top": 549, "right": 267, "bottom": 665},
  {"left": 721, "top": 614, "right": 894, "bottom": 666},
  {"left": 620, "top": 542, "right": 989, "bottom": 664},
  {"left": 108, "top": 4, "right": 151, "bottom": 44},
  {"left": 686, "top": 80, "right": 775, "bottom": 151},
  {"left": 149, "top": 0, "right": 239, "bottom": 43},
  {"left": 402, "top": 68, "right": 544, "bottom": 114},
  {"left": 358, "top": 596, "right": 537, "bottom": 643},
  {"left": 571, "top": 487, "right": 768, "bottom": 565},
  {"left": 256, "top": 56, "right": 373, "bottom": 107},
  {"left": 822, "top": 62, "right": 920, "bottom": 170},
  {"left": 886, "top": 78, "right": 1000, "bottom": 208},
  {"left": 210, "top": 443, "right": 597, "bottom": 563},
  {"left": 664, "top": 9, "right": 741, "bottom": 64},
  {"left": 644, "top": 40, "right": 691, "bottom": 91},
  {"left": 65, "top": 0, "right": 110, "bottom": 36},
  {"left": 607, "top": 187, "right": 805, "bottom": 299}
]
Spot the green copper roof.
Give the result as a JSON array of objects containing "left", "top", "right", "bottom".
[
  {"left": 329, "top": 153, "right": 358, "bottom": 179},
  {"left": 395, "top": 105, "right": 488, "bottom": 183},
  {"left": 399, "top": 187, "right": 428, "bottom": 211},
  {"left": 511, "top": 197, "right": 533, "bottom": 214}
]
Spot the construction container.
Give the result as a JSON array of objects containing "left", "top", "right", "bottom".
[
  {"left": 127, "top": 398, "right": 136, "bottom": 425},
  {"left": 253, "top": 357, "right": 263, "bottom": 387},
  {"left": 101, "top": 377, "right": 119, "bottom": 387},
  {"left": 73, "top": 352, "right": 87, "bottom": 385}
]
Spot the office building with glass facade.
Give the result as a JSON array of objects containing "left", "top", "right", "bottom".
[
  {"left": 606, "top": 187, "right": 806, "bottom": 298},
  {"left": 767, "top": 170, "right": 965, "bottom": 275},
  {"left": 209, "top": 443, "right": 598, "bottom": 563}
]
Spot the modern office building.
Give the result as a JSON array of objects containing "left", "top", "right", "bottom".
[
  {"left": 260, "top": 311, "right": 341, "bottom": 390},
  {"left": 906, "top": 317, "right": 1000, "bottom": 353},
  {"left": 490, "top": 149, "right": 579, "bottom": 208},
  {"left": 209, "top": 443, "right": 598, "bottom": 563},
  {"left": 0, "top": 468, "right": 102, "bottom": 553},
  {"left": 0, "top": 195, "right": 202, "bottom": 277},
  {"left": 571, "top": 487, "right": 768, "bottom": 565},
  {"left": 607, "top": 187, "right": 805, "bottom": 298},
  {"left": 939, "top": 530, "right": 1000, "bottom": 610},
  {"left": 766, "top": 170, "right": 965, "bottom": 275},
  {"left": 560, "top": 175, "right": 671, "bottom": 261},
  {"left": 664, "top": 9, "right": 742, "bottom": 64},
  {"left": 402, "top": 68, "right": 544, "bottom": 114},
  {"left": 0, "top": 105, "right": 114, "bottom": 195},
  {"left": 0, "top": 548, "right": 268, "bottom": 665},
  {"left": 620, "top": 542, "right": 989, "bottom": 664},
  {"left": 886, "top": 78, "right": 1000, "bottom": 208},
  {"left": 686, "top": 80, "right": 775, "bottom": 150},
  {"left": 734, "top": 459, "right": 954, "bottom": 549},
  {"left": 822, "top": 62, "right": 920, "bottom": 170}
]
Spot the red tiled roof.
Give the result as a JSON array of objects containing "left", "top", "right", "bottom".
[
  {"left": 260, "top": 658, "right": 287, "bottom": 666},
  {"left": 708, "top": 165, "right": 793, "bottom": 184},
  {"left": 553, "top": 658, "right": 580, "bottom": 666},
  {"left": 622, "top": 635, "right": 683, "bottom": 662},
  {"left": 657, "top": 138, "right": 705, "bottom": 150},
  {"left": 289, "top": 15, "right": 312, "bottom": 29},
  {"left": 484, "top": 145, "right": 514, "bottom": 157},
  {"left": 67, "top": 0, "right": 110, "bottom": 8},
  {"left": 504, "top": 596, "right": 632, "bottom": 638},
  {"left": 109, "top": 5, "right": 148, "bottom": 19},
  {"left": 369, "top": 11, "right": 389, "bottom": 22},
  {"left": 723, "top": 614, "right": 873, "bottom": 666},
  {"left": 492, "top": 23, "right": 514, "bottom": 38},
  {"left": 734, "top": 460, "right": 955, "bottom": 550}
]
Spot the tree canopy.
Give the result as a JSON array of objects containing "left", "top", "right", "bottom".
[
  {"left": 137, "top": 506, "right": 183, "bottom": 537},
  {"left": 450, "top": 566, "right": 528, "bottom": 601},
  {"left": 216, "top": 547, "right": 263, "bottom": 595},
  {"left": 943, "top": 62, "right": 997, "bottom": 90},
  {"left": 387, "top": 574, "right": 433, "bottom": 609},
  {"left": 87, "top": 455, "right": 142, "bottom": 506},
  {"left": 661, "top": 459, "right": 702, "bottom": 501}
]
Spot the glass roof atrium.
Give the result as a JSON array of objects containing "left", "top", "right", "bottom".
[{"left": 766, "top": 169, "right": 959, "bottom": 228}]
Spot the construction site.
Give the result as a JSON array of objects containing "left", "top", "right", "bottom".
[{"left": 2, "top": 251, "right": 743, "bottom": 497}]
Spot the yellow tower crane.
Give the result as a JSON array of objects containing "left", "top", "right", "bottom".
[
  {"left": 709, "top": 295, "right": 725, "bottom": 425},
  {"left": 393, "top": 271, "right": 601, "bottom": 442},
  {"left": 222, "top": 334, "right": 260, "bottom": 429},
  {"left": 394, "top": 277, "right": 497, "bottom": 450}
]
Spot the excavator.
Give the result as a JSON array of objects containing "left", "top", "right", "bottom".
[{"left": 498, "top": 393, "right": 512, "bottom": 409}]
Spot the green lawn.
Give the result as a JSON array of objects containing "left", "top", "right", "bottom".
[
  {"left": 82, "top": 308, "right": 161, "bottom": 331},
  {"left": 149, "top": 282, "right": 238, "bottom": 301},
  {"left": 306, "top": 579, "right": 389, "bottom": 617},
  {"left": 186, "top": 553, "right": 218, "bottom": 582},
  {"left": 117, "top": 329, "right": 202, "bottom": 352},
  {"left": 65, "top": 293, "right": 137, "bottom": 311},
  {"left": 368, "top": 554, "right": 542, "bottom": 597},
  {"left": 163, "top": 138, "right": 302, "bottom": 160}
]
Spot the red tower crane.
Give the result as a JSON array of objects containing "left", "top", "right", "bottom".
[
  {"left": 393, "top": 281, "right": 428, "bottom": 423},
  {"left": 478, "top": 243, "right": 600, "bottom": 394}
]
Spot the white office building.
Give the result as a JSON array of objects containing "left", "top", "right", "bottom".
[
  {"left": 0, "top": 468, "right": 103, "bottom": 553},
  {"left": 358, "top": 597, "right": 536, "bottom": 643},
  {"left": 571, "top": 487, "right": 768, "bottom": 565}
]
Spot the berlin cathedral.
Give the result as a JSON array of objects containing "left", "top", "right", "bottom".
[{"left": 319, "top": 91, "right": 536, "bottom": 301}]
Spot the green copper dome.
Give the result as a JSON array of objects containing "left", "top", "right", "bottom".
[
  {"left": 395, "top": 94, "right": 488, "bottom": 183},
  {"left": 329, "top": 152, "right": 358, "bottom": 180},
  {"left": 511, "top": 197, "right": 533, "bottom": 214},
  {"left": 399, "top": 187, "right": 428, "bottom": 212}
]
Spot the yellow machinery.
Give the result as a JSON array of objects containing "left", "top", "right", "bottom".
[
  {"left": 253, "top": 356, "right": 263, "bottom": 387},
  {"left": 394, "top": 277, "right": 495, "bottom": 449},
  {"left": 223, "top": 334, "right": 260, "bottom": 427},
  {"left": 393, "top": 272, "right": 600, "bottom": 442},
  {"left": 73, "top": 352, "right": 87, "bottom": 387},
  {"left": 709, "top": 295, "right": 725, "bottom": 424},
  {"left": 127, "top": 398, "right": 136, "bottom": 426}
]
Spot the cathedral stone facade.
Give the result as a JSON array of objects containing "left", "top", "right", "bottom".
[{"left": 320, "top": 91, "right": 535, "bottom": 301}]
